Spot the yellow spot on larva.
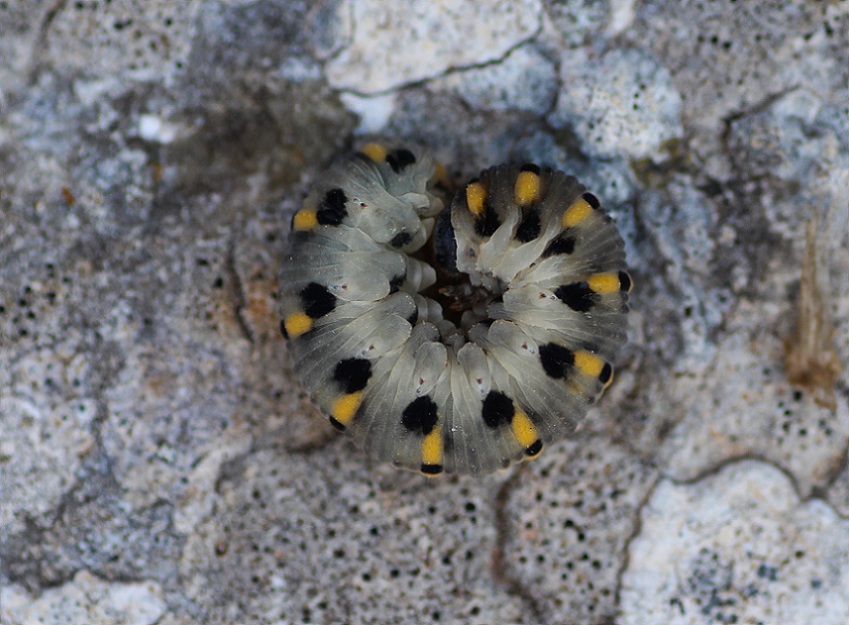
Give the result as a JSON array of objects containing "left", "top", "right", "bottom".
[
  {"left": 562, "top": 197, "right": 593, "bottom": 228},
  {"left": 284, "top": 312, "right": 313, "bottom": 338},
  {"left": 514, "top": 171, "right": 541, "bottom": 206},
  {"left": 511, "top": 410, "right": 538, "bottom": 449},
  {"left": 293, "top": 209, "right": 318, "bottom": 231},
  {"left": 574, "top": 351, "right": 605, "bottom": 378},
  {"left": 432, "top": 161, "right": 450, "bottom": 187},
  {"left": 587, "top": 273, "right": 621, "bottom": 294},
  {"left": 421, "top": 426, "right": 443, "bottom": 467},
  {"left": 466, "top": 181, "right": 487, "bottom": 217},
  {"left": 332, "top": 391, "right": 364, "bottom": 426},
  {"left": 361, "top": 143, "right": 388, "bottom": 163}
]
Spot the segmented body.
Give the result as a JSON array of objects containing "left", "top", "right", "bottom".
[{"left": 280, "top": 143, "right": 631, "bottom": 476}]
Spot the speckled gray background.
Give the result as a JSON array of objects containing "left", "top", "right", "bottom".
[{"left": 1, "top": 1, "right": 848, "bottom": 624}]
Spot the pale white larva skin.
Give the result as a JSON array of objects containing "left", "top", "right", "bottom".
[{"left": 280, "top": 143, "right": 631, "bottom": 476}]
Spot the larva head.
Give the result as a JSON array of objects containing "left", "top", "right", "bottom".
[{"left": 290, "top": 143, "right": 445, "bottom": 251}]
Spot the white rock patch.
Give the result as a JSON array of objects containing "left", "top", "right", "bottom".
[
  {"left": 621, "top": 461, "right": 849, "bottom": 625},
  {"left": 326, "top": 0, "right": 542, "bottom": 94}
]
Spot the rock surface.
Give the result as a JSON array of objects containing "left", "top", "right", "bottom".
[
  {"left": 1, "top": 1, "right": 848, "bottom": 624},
  {"left": 621, "top": 461, "right": 849, "bottom": 625}
]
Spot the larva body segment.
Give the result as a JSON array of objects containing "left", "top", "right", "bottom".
[{"left": 280, "top": 144, "right": 632, "bottom": 476}]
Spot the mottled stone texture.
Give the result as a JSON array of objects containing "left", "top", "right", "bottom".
[{"left": 1, "top": 1, "right": 847, "bottom": 624}]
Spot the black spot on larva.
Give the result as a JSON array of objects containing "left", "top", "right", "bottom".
[
  {"left": 390, "top": 231, "right": 412, "bottom": 248},
  {"left": 555, "top": 282, "right": 595, "bottom": 312},
  {"left": 539, "top": 343, "right": 574, "bottom": 379},
  {"left": 401, "top": 396, "right": 439, "bottom": 435},
  {"left": 582, "top": 192, "right": 600, "bottom": 209},
  {"left": 543, "top": 232, "right": 576, "bottom": 257},
  {"left": 525, "top": 439, "right": 543, "bottom": 456},
  {"left": 386, "top": 148, "right": 416, "bottom": 173},
  {"left": 333, "top": 358, "right": 372, "bottom": 393},
  {"left": 434, "top": 208, "right": 458, "bottom": 271},
  {"left": 482, "top": 391, "right": 514, "bottom": 429},
  {"left": 421, "top": 463, "right": 443, "bottom": 475},
  {"left": 520, "top": 163, "right": 541, "bottom": 175},
  {"left": 300, "top": 282, "right": 337, "bottom": 318},
  {"left": 516, "top": 211, "right": 541, "bottom": 242},
  {"left": 316, "top": 188, "right": 348, "bottom": 226},
  {"left": 389, "top": 273, "right": 405, "bottom": 294},
  {"left": 279, "top": 318, "right": 289, "bottom": 339},
  {"left": 329, "top": 416, "right": 346, "bottom": 431},
  {"left": 475, "top": 202, "right": 500, "bottom": 237},
  {"left": 618, "top": 271, "right": 632, "bottom": 293},
  {"left": 599, "top": 363, "right": 613, "bottom": 385}
]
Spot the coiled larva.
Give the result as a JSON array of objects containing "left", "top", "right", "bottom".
[{"left": 279, "top": 143, "right": 632, "bottom": 476}]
